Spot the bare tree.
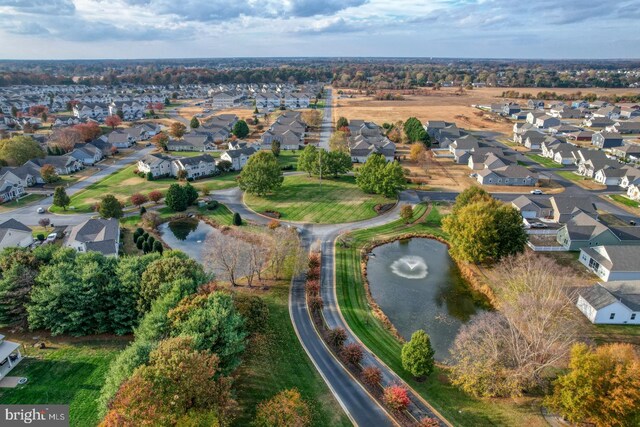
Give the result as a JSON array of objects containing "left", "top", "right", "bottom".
[
  {"left": 50, "top": 128, "right": 82, "bottom": 152},
  {"left": 246, "top": 234, "right": 270, "bottom": 287},
  {"left": 205, "top": 231, "right": 251, "bottom": 286},
  {"left": 450, "top": 252, "right": 580, "bottom": 397},
  {"left": 268, "top": 227, "right": 303, "bottom": 280}
]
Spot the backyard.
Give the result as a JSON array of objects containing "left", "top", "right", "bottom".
[
  {"left": 0, "top": 335, "right": 129, "bottom": 427},
  {"left": 334, "top": 204, "right": 548, "bottom": 426},
  {"left": 244, "top": 175, "right": 395, "bottom": 223}
]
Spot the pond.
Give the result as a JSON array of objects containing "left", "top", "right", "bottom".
[
  {"left": 366, "top": 238, "right": 489, "bottom": 361},
  {"left": 158, "top": 218, "right": 252, "bottom": 278}
]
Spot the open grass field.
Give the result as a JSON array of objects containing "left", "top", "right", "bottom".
[
  {"left": 609, "top": 194, "right": 640, "bottom": 208},
  {"left": 0, "top": 335, "right": 129, "bottom": 427},
  {"left": 525, "top": 153, "right": 563, "bottom": 168},
  {"left": 334, "top": 204, "right": 548, "bottom": 426},
  {"left": 244, "top": 175, "right": 394, "bottom": 224},
  {"left": 50, "top": 164, "right": 241, "bottom": 213},
  {"left": 232, "top": 282, "right": 350, "bottom": 427}
]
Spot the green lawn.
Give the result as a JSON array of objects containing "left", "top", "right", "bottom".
[
  {"left": 197, "top": 203, "right": 235, "bottom": 225},
  {"left": 0, "top": 337, "right": 129, "bottom": 427},
  {"left": 244, "top": 175, "right": 394, "bottom": 224},
  {"left": 51, "top": 164, "right": 241, "bottom": 213},
  {"left": 167, "top": 151, "right": 222, "bottom": 158},
  {"left": 609, "top": 194, "right": 639, "bottom": 208},
  {"left": 334, "top": 204, "right": 548, "bottom": 426},
  {"left": 525, "top": 154, "right": 563, "bottom": 168},
  {"left": 556, "top": 170, "right": 584, "bottom": 182},
  {"left": 276, "top": 150, "right": 301, "bottom": 170},
  {"left": 0, "top": 193, "right": 45, "bottom": 212},
  {"left": 233, "top": 282, "right": 350, "bottom": 427}
]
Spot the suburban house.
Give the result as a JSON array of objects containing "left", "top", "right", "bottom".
[
  {"left": 579, "top": 245, "right": 640, "bottom": 282},
  {"left": 476, "top": 164, "right": 538, "bottom": 186},
  {"left": 591, "top": 131, "right": 624, "bottom": 149},
  {"left": 0, "top": 165, "right": 43, "bottom": 187},
  {"left": 137, "top": 153, "right": 173, "bottom": 178},
  {"left": 592, "top": 105, "right": 621, "bottom": 120},
  {"left": 583, "top": 116, "right": 615, "bottom": 128},
  {"left": 577, "top": 281, "right": 639, "bottom": 325},
  {"left": 0, "top": 334, "right": 23, "bottom": 381},
  {"left": 550, "top": 196, "right": 597, "bottom": 223},
  {"left": 526, "top": 111, "right": 546, "bottom": 125},
  {"left": 69, "top": 143, "right": 104, "bottom": 165},
  {"left": 606, "top": 121, "right": 640, "bottom": 134},
  {"left": 557, "top": 212, "right": 640, "bottom": 250},
  {"left": 449, "top": 135, "right": 480, "bottom": 163},
  {"left": 167, "top": 134, "right": 215, "bottom": 152},
  {"left": 220, "top": 146, "right": 257, "bottom": 171},
  {"left": 610, "top": 143, "right": 640, "bottom": 161},
  {"left": 65, "top": 218, "right": 120, "bottom": 257},
  {"left": 511, "top": 195, "right": 553, "bottom": 219},
  {"left": 535, "top": 114, "right": 560, "bottom": 129},
  {"left": 527, "top": 99, "right": 545, "bottom": 110},
  {"left": 0, "top": 219, "right": 33, "bottom": 249},
  {"left": 170, "top": 155, "right": 216, "bottom": 180},
  {"left": 25, "top": 155, "right": 83, "bottom": 175},
  {"left": 210, "top": 92, "right": 241, "bottom": 108},
  {"left": 107, "top": 130, "right": 135, "bottom": 148},
  {"left": 574, "top": 150, "right": 618, "bottom": 178}
]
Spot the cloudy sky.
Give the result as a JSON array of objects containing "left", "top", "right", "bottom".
[{"left": 1, "top": 0, "right": 639, "bottom": 59}]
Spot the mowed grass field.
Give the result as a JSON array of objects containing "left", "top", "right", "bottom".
[
  {"left": 525, "top": 153, "right": 563, "bottom": 168},
  {"left": 232, "top": 282, "right": 350, "bottom": 427},
  {"left": 244, "top": 175, "right": 395, "bottom": 223},
  {"left": 334, "top": 204, "right": 548, "bottom": 426},
  {"left": 0, "top": 337, "right": 128, "bottom": 427},
  {"left": 51, "top": 164, "right": 241, "bottom": 213}
]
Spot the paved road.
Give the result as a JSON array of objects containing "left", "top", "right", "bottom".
[
  {"left": 1, "top": 147, "right": 154, "bottom": 226},
  {"left": 318, "top": 88, "right": 333, "bottom": 151}
]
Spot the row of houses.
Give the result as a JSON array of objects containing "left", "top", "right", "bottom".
[
  {"left": 347, "top": 120, "right": 396, "bottom": 163},
  {"left": 138, "top": 142, "right": 258, "bottom": 179},
  {"left": 260, "top": 112, "right": 307, "bottom": 150}
]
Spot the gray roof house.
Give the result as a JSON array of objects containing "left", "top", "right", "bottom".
[
  {"left": 579, "top": 245, "right": 640, "bottom": 282},
  {"left": 591, "top": 131, "right": 624, "bottom": 149},
  {"left": 65, "top": 218, "right": 120, "bottom": 257},
  {"left": 0, "top": 219, "right": 33, "bottom": 249},
  {"left": 577, "top": 281, "right": 640, "bottom": 324},
  {"left": 557, "top": 212, "right": 640, "bottom": 251}
]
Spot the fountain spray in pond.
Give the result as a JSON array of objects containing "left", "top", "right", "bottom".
[{"left": 390, "top": 255, "right": 428, "bottom": 279}]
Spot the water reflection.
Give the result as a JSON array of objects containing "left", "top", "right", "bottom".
[{"left": 367, "top": 238, "right": 489, "bottom": 361}]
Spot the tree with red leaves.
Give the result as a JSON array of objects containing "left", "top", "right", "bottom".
[
  {"left": 28, "top": 105, "right": 48, "bottom": 117},
  {"left": 341, "top": 342, "right": 364, "bottom": 366},
  {"left": 105, "top": 115, "right": 122, "bottom": 129},
  {"left": 361, "top": 366, "right": 382, "bottom": 388},
  {"left": 74, "top": 122, "right": 101, "bottom": 142},
  {"left": 383, "top": 385, "right": 411, "bottom": 412},
  {"left": 151, "top": 132, "right": 169, "bottom": 151},
  {"left": 130, "top": 193, "right": 148, "bottom": 207},
  {"left": 148, "top": 190, "right": 163, "bottom": 204}
]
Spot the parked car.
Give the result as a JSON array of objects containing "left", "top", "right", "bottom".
[
  {"left": 530, "top": 189, "right": 544, "bottom": 195},
  {"left": 46, "top": 232, "right": 58, "bottom": 242},
  {"left": 530, "top": 222, "right": 548, "bottom": 228},
  {"left": 36, "top": 207, "right": 45, "bottom": 214}
]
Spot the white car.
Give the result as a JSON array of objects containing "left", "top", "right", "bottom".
[
  {"left": 37, "top": 207, "right": 45, "bottom": 214},
  {"left": 46, "top": 232, "right": 58, "bottom": 241},
  {"left": 530, "top": 189, "right": 543, "bottom": 195}
]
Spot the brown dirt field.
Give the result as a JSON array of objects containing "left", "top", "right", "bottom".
[{"left": 332, "top": 86, "right": 640, "bottom": 135}]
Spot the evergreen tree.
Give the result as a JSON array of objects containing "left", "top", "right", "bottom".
[
  {"left": 99, "top": 194, "right": 124, "bottom": 219},
  {"left": 165, "top": 184, "right": 188, "bottom": 212},
  {"left": 233, "top": 212, "right": 242, "bottom": 226},
  {"left": 271, "top": 140, "right": 281, "bottom": 157},
  {"left": 401, "top": 330, "right": 435, "bottom": 378},
  {"left": 232, "top": 120, "right": 250, "bottom": 138},
  {"left": 53, "top": 186, "right": 70, "bottom": 210},
  {"left": 190, "top": 116, "right": 200, "bottom": 129}
]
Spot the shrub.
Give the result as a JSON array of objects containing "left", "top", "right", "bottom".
[
  {"left": 267, "top": 219, "right": 280, "bottom": 230},
  {"left": 362, "top": 366, "right": 382, "bottom": 388},
  {"left": 341, "top": 343, "right": 364, "bottom": 366},
  {"left": 140, "top": 206, "right": 147, "bottom": 215},
  {"left": 308, "top": 253, "right": 320, "bottom": 269},
  {"left": 152, "top": 241, "right": 163, "bottom": 254},
  {"left": 383, "top": 385, "right": 410, "bottom": 411},
  {"left": 306, "top": 266, "right": 320, "bottom": 281},
  {"left": 308, "top": 295, "right": 323, "bottom": 312},
  {"left": 136, "top": 236, "right": 145, "bottom": 250},
  {"left": 36, "top": 233, "right": 45, "bottom": 241},
  {"left": 254, "top": 389, "right": 311, "bottom": 427},
  {"left": 206, "top": 200, "right": 219, "bottom": 211},
  {"left": 327, "top": 327, "right": 347, "bottom": 349},
  {"left": 305, "top": 279, "right": 320, "bottom": 296},
  {"left": 232, "top": 212, "right": 242, "bottom": 226},
  {"left": 234, "top": 294, "right": 269, "bottom": 334}
]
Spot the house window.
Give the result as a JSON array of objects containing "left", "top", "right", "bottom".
[
  {"left": 588, "top": 258, "right": 600, "bottom": 270},
  {"left": 610, "top": 313, "right": 616, "bottom": 320},
  {"left": 632, "top": 313, "right": 637, "bottom": 320}
]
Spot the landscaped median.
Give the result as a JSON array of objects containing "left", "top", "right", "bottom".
[
  {"left": 333, "top": 203, "right": 549, "bottom": 426},
  {"left": 608, "top": 194, "right": 640, "bottom": 209},
  {"left": 243, "top": 175, "right": 395, "bottom": 224}
]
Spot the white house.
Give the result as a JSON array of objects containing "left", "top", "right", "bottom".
[
  {"left": 137, "top": 153, "right": 173, "bottom": 178},
  {"left": 220, "top": 147, "right": 257, "bottom": 171},
  {"left": 170, "top": 155, "right": 216, "bottom": 180},
  {"left": 0, "top": 219, "right": 33, "bottom": 249},
  {"left": 0, "top": 334, "right": 23, "bottom": 381},
  {"left": 579, "top": 245, "right": 640, "bottom": 282},
  {"left": 577, "top": 281, "right": 640, "bottom": 325}
]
